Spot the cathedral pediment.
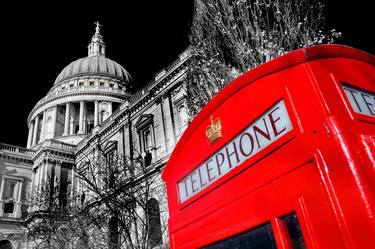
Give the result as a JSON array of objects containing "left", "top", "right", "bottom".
[{"left": 134, "top": 114, "right": 154, "bottom": 130}]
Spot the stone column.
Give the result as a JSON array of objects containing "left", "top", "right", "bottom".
[
  {"left": 32, "top": 116, "right": 39, "bottom": 146},
  {"left": 16, "top": 181, "right": 23, "bottom": 217},
  {"left": 79, "top": 101, "right": 85, "bottom": 134},
  {"left": 0, "top": 178, "right": 5, "bottom": 200},
  {"left": 37, "top": 165, "right": 43, "bottom": 195},
  {"left": 40, "top": 110, "right": 47, "bottom": 142},
  {"left": 69, "top": 106, "right": 74, "bottom": 135},
  {"left": 108, "top": 102, "right": 113, "bottom": 116},
  {"left": 43, "top": 163, "right": 48, "bottom": 186},
  {"left": 30, "top": 168, "right": 35, "bottom": 196},
  {"left": 54, "top": 163, "right": 61, "bottom": 201},
  {"left": 70, "top": 169, "right": 75, "bottom": 207},
  {"left": 17, "top": 181, "right": 23, "bottom": 202},
  {"left": 94, "top": 100, "right": 99, "bottom": 126},
  {"left": 27, "top": 122, "right": 34, "bottom": 148},
  {"left": 63, "top": 102, "right": 70, "bottom": 135},
  {"left": 164, "top": 92, "right": 176, "bottom": 148},
  {"left": 51, "top": 106, "right": 58, "bottom": 138},
  {"left": 0, "top": 178, "right": 5, "bottom": 215},
  {"left": 41, "top": 163, "right": 48, "bottom": 205},
  {"left": 157, "top": 97, "right": 168, "bottom": 154}
]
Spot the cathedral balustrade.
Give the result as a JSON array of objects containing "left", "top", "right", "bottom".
[
  {"left": 52, "top": 84, "right": 126, "bottom": 96},
  {"left": 43, "top": 139, "right": 76, "bottom": 153},
  {"left": 0, "top": 143, "right": 34, "bottom": 158}
]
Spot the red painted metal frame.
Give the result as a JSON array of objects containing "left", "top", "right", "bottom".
[{"left": 162, "top": 45, "right": 375, "bottom": 249}]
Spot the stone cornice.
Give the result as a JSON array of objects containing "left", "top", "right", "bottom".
[
  {"left": 31, "top": 139, "right": 76, "bottom": 166},
  {"left": 0, "top": 143, "right": 34, "bottom": 165},
  {"left": 0, "top": 153, "right": 34, "bottom": 166}
]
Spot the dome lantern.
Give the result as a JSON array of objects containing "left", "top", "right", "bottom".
[{"left": 88, "top": 21, "right": 105, "bottom": 57}]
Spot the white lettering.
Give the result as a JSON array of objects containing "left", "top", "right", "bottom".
[{"left": 178, "top": 100, "right": 293, "bottom": 203}]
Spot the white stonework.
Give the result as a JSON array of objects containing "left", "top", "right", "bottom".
[{"left": 0, "top": 24, "right": 190, "bottom": 248}]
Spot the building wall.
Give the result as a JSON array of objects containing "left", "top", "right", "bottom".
[
  {"left": 0, "top": 48, "right": 191, "bottom": 248},
  {"left": 74, "top": 49, "right": 190, "bottom": 248},
  {"left": 0, "top": 143, "right": 33, "bottom": 247}
]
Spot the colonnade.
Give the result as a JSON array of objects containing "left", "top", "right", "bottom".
[{"left": 27, "top": 100, "right": 113, "bottom": 148}]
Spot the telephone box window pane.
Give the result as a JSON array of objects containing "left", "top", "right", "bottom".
[
  {"left": 281, "top": 213, "right": 306, "bottom": 249},
  {"left": 202, "top": 223, "right": 276, "bottom": 249},
  {"left": 342, "top": 84, "right": 375, "bottom": 117}
]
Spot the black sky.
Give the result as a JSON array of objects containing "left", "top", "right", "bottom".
[{"left": 0, "top": 1, "right": 373, "bottom": 147}]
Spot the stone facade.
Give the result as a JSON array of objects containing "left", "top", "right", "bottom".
[
  {"left": 0, "top": 23, "right": 189, "bottom": 248},
  {"left": 0, "top": 143, "right": 33, "bottom": 247}
]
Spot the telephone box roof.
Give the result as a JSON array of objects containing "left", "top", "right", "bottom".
[{"left": 162, "top": 44, "right": 375, "bottom": 180}]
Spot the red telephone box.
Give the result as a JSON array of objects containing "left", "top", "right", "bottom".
[{"left": 162, "top": 45, "right": 375, "bottom": 249}]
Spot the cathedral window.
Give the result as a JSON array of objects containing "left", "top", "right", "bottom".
[
  {"left": 2, "top": 179, "right": 18, "bottom": 201},
  {"left": 100, "top": 81, "right": 105, "bottom": 87},
  {"left": 174, "top": 98, "right": 189, "bottom": 135},
  {"left": 177, "top": 104, "right": 188, "bottom": 128},
  {"left": 140, "top": 126, "right": 154, "bottom": 167},
  {"left": 102, "top": 141, "right": 118, "bottom": 188},
  {"left": 3, "top": 201, "right": 14, "bottom": 213},
  {"left": 89, "top": 81, "right": 95, "bottom": 86},
  {"left": 79, "top": 82, "right": 84, "bottom": 86},
  {"left": 143, "top": 129, "right": 152, "bottom": 151},
  {"left": 1, "top": 177, "right": 22, "bottom": 215},
  {"left": 134, "top": 114, "right": 155, "bottom": 167}
]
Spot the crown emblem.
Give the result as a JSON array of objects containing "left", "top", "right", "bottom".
[{"left": 206, "top": 116, "right": 222, "bottom": 144}]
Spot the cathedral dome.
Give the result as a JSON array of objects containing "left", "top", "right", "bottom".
[
  {"left": 54, "top": 55, "right": 131, "bottom": 85},
  {"left": 27, "top": 22, "right": 133, "bottom": 148}
]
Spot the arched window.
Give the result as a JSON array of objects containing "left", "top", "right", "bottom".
[
  {"left": 147, "top": 198, "right": 162, "bottom": 248},
  {"left": 0, "top": 240, "right": 12, "bottom": 249},
  {"left": 178, "top": 104, "right": 188, "bottom": 127},
  {"left": 142, "top": 128, "right": 153, "bottom": 166}
]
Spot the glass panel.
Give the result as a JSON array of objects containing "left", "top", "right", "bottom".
[
  {"left": 144, "top": 129, "right": 152, "bottom": 150},
  {"left": 202, "top": 223, "right": 277, "bottom": 249},
  {"left": 342, "top": 83, "right": 375, "bottom": 117},
  {"left": 4, "top": 202, "right": 14, "bottom": 213},
  {"left": 178, "top": 104, "right": 188, "bottom": 126},
  {"left": 281, "top": 213, "right": 307, "bottom": 249},
  {"left": 4, "top": 180, "right": 16, "bottom": 200}
]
